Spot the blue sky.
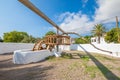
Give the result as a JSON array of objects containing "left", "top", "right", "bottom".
[{"left": 0, "top": 0, "right": 120, "bottom": 38}]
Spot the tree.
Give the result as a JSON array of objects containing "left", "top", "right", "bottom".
[
  {"left": 105, "top": 28, "right": 120, "bottom": 43},
  {"left": 21, "top": 35, "right": 36, "bottom": 43},
  {"left": 3, "top": 31, "right": 29, "bottom": 42},
  {"left": 92, "top": 24, "right": 106, "bottom": 44},
  {"left": 75, "top": 36, "right": 92, "bottom": 44},
  {"left": 0, "top": 37, "right": 3, "bottom": 42},
  {"left": 75, "top": 38, "right": 87, "bottom": 44},
  {"left": 35, "top": 37, "right": 41, "bottom": 41},
  {"left": 45, "top": 31, "right": 56, "bottom": 36}
]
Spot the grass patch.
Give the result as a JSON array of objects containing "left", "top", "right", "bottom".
[
  {"left": 85, "top": 66, "right": 98, "bottom": 72},
  {"left": 117, "top": 67, "right": 120, "bottom": 71},
  {"left": 68, "top": 62, "right": 81, "bottom": 70},
  {"left": 46, "top": 56, "right": 56, "bottom": 61},
  {"left": 102, "top": 56, "right": 112, "bottom": 60},
  {"left": 61, "top": 53, "right": 73, "bottom": 59},
  {"left": 80, "top": 55, "right": 90, "bottom": 61},
  {"left": 46, "top": 53, "right": 73, "bottom": 61},
  {"left": 94, "top": 54, "right": 113, "bottom": 61},
  {"left": 85, "top": 65, "right": 99, "bottom": 78},
  {"left": 46, "top": 56, "right": 55, "bottom": 60}
]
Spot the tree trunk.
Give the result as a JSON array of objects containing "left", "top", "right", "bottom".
[{"left": 98, "top": 36, "right": 100, "bottom": 44}]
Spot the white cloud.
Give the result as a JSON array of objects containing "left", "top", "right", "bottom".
[
  {"left": 82, "top": 0, "right": 88, "bottom": 7},
  {"left": 58, "top": 0, "right": 120, "bottom": 35},
  {"left": 95, "top": 0, "right": 120, "bottom": 22},
  {"left": 57, "top": 12, "right": 75, "bottom": 22},
  {"left": 59, "top": 11, "right": 93, "bottom": 35},
  {"left": 82, "top": 0, "right": 88, "bottom": 3}
]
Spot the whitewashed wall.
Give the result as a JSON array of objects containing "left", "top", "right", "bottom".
[
  {"left": 59, "top": 45, "right": 70, "bottom": 51},
  {"left": 0, "top": 43, "right": 70, "bottom": 54},
  {"left": 0, "top": 43, "right": 34, "bottom": 54},
  {"left": 70, "top": 44, "right": 120, "bottom": 57},
  {"left": 1, "top": 42, "right": 120, "bottom": 57}
]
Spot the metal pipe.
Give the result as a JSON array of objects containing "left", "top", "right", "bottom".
[{"left": 18, "top": 0, "right": 65, "bottom": 33}]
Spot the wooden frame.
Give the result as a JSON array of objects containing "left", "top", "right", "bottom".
[
  {"left": 33, "top": 35, "right": 71, "bottom": 51},
  {"left": 44, "top": 35, "right": 71, "bottom": 45}
]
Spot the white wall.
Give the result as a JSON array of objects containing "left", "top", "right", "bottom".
[
  {"left": 13, "top": 50, "right": 54, "bottom": 64},
  {"left": 91, "top": 37, "right": 107, "bottom": 44},
  {"left": 59, "top": 45, "right": 70, "bottom": 51},
  {"left": 1, "top": 42, "right": 120, "bottom": 57},
  {"left": 70, "top": 44, "right": 120, "bottom": 57},
  {"left": 0, "top": 43, "right": 34, "bottom": 54},
  {"left": 0, "top": 43, "right": 70, "bottom": 54}
]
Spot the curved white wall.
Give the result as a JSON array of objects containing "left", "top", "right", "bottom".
[{"left": 70, "top": 44, "right": 120, "bottom": 57}]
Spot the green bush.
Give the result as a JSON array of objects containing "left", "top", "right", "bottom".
[
  {"left": 75, "top": 36, "right": 91, "bottom": 44},
  {"left": 105, "top": 28, "right": 120, "bottom": 43}
]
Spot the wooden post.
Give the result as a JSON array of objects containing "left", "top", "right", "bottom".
[
  {"left": 57, "top": 29, "right": 59, "bottom": 52},
  {"left": 116, "top": 16, "right": 120, "bottom": 43},
  {"left": 116, "top": 16, "right": 119, "bottom": 28}
]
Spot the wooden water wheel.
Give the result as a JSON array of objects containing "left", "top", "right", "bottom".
[
  {"left": 33, "top": 40, "right": 55, "bottom": 51},
  {"left": 33, "top": 40, "right": 45, "bottom": 51},
  {"left": 32, "top": 35, "right": 71, "bottom": 51}
]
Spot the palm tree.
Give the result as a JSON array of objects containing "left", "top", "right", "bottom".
[{"left": 92, "top": 24, "right": 106, "bottom": 44}]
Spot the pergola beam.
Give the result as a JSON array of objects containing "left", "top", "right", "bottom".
[{"left": 19, "top": 0, "right": 65, "bottom": 34}]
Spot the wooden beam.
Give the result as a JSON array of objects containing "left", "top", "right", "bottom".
[
  {"left": 19, "top": 0, "right": 65, "bottom": 33},
  {"left": 116, "top": 16, "right": 120, "bottom": 43}
]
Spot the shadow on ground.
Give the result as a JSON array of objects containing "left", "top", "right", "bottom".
[
  {"left": 78, "top": 45, "right": 120, "bottom": 80},
  {"left": 0, "top": 54, "right": 54, "bottom": 80}
]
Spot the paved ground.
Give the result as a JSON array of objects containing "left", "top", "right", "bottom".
[{"left": 0, "top": 51, "right": 120, "bottom": 80}]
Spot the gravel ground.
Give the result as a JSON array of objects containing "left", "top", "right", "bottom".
[{"left": 0, "top": 51, "right": 120, "bottom": 80}]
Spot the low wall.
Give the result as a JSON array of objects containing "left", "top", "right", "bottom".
[
  {"left": 59, "top": 45, "right": 70, "bottom": 51},
  {"left": 70, "top": 44, "right": 120, "bottom": 57},
  {"left": 0, "top": 43, "right": 70, "bottom": 54},
  {"left": 1, "top": 42, "right": 120, "bottom": 57},
  {"left": 0, "top": 43, "right": 34, "bottom": 54}
]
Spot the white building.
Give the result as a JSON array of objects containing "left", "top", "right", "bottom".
[{"left": 91, "top": 37, "right": 107, "bottom": 44}]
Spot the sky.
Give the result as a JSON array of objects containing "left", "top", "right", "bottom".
[{"left": 0, "top": 0, "right": 120, "bottom": 38}]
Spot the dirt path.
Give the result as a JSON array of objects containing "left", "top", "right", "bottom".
[{"left": 0, "top": 51, "right": 120, "bottom": 80}]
